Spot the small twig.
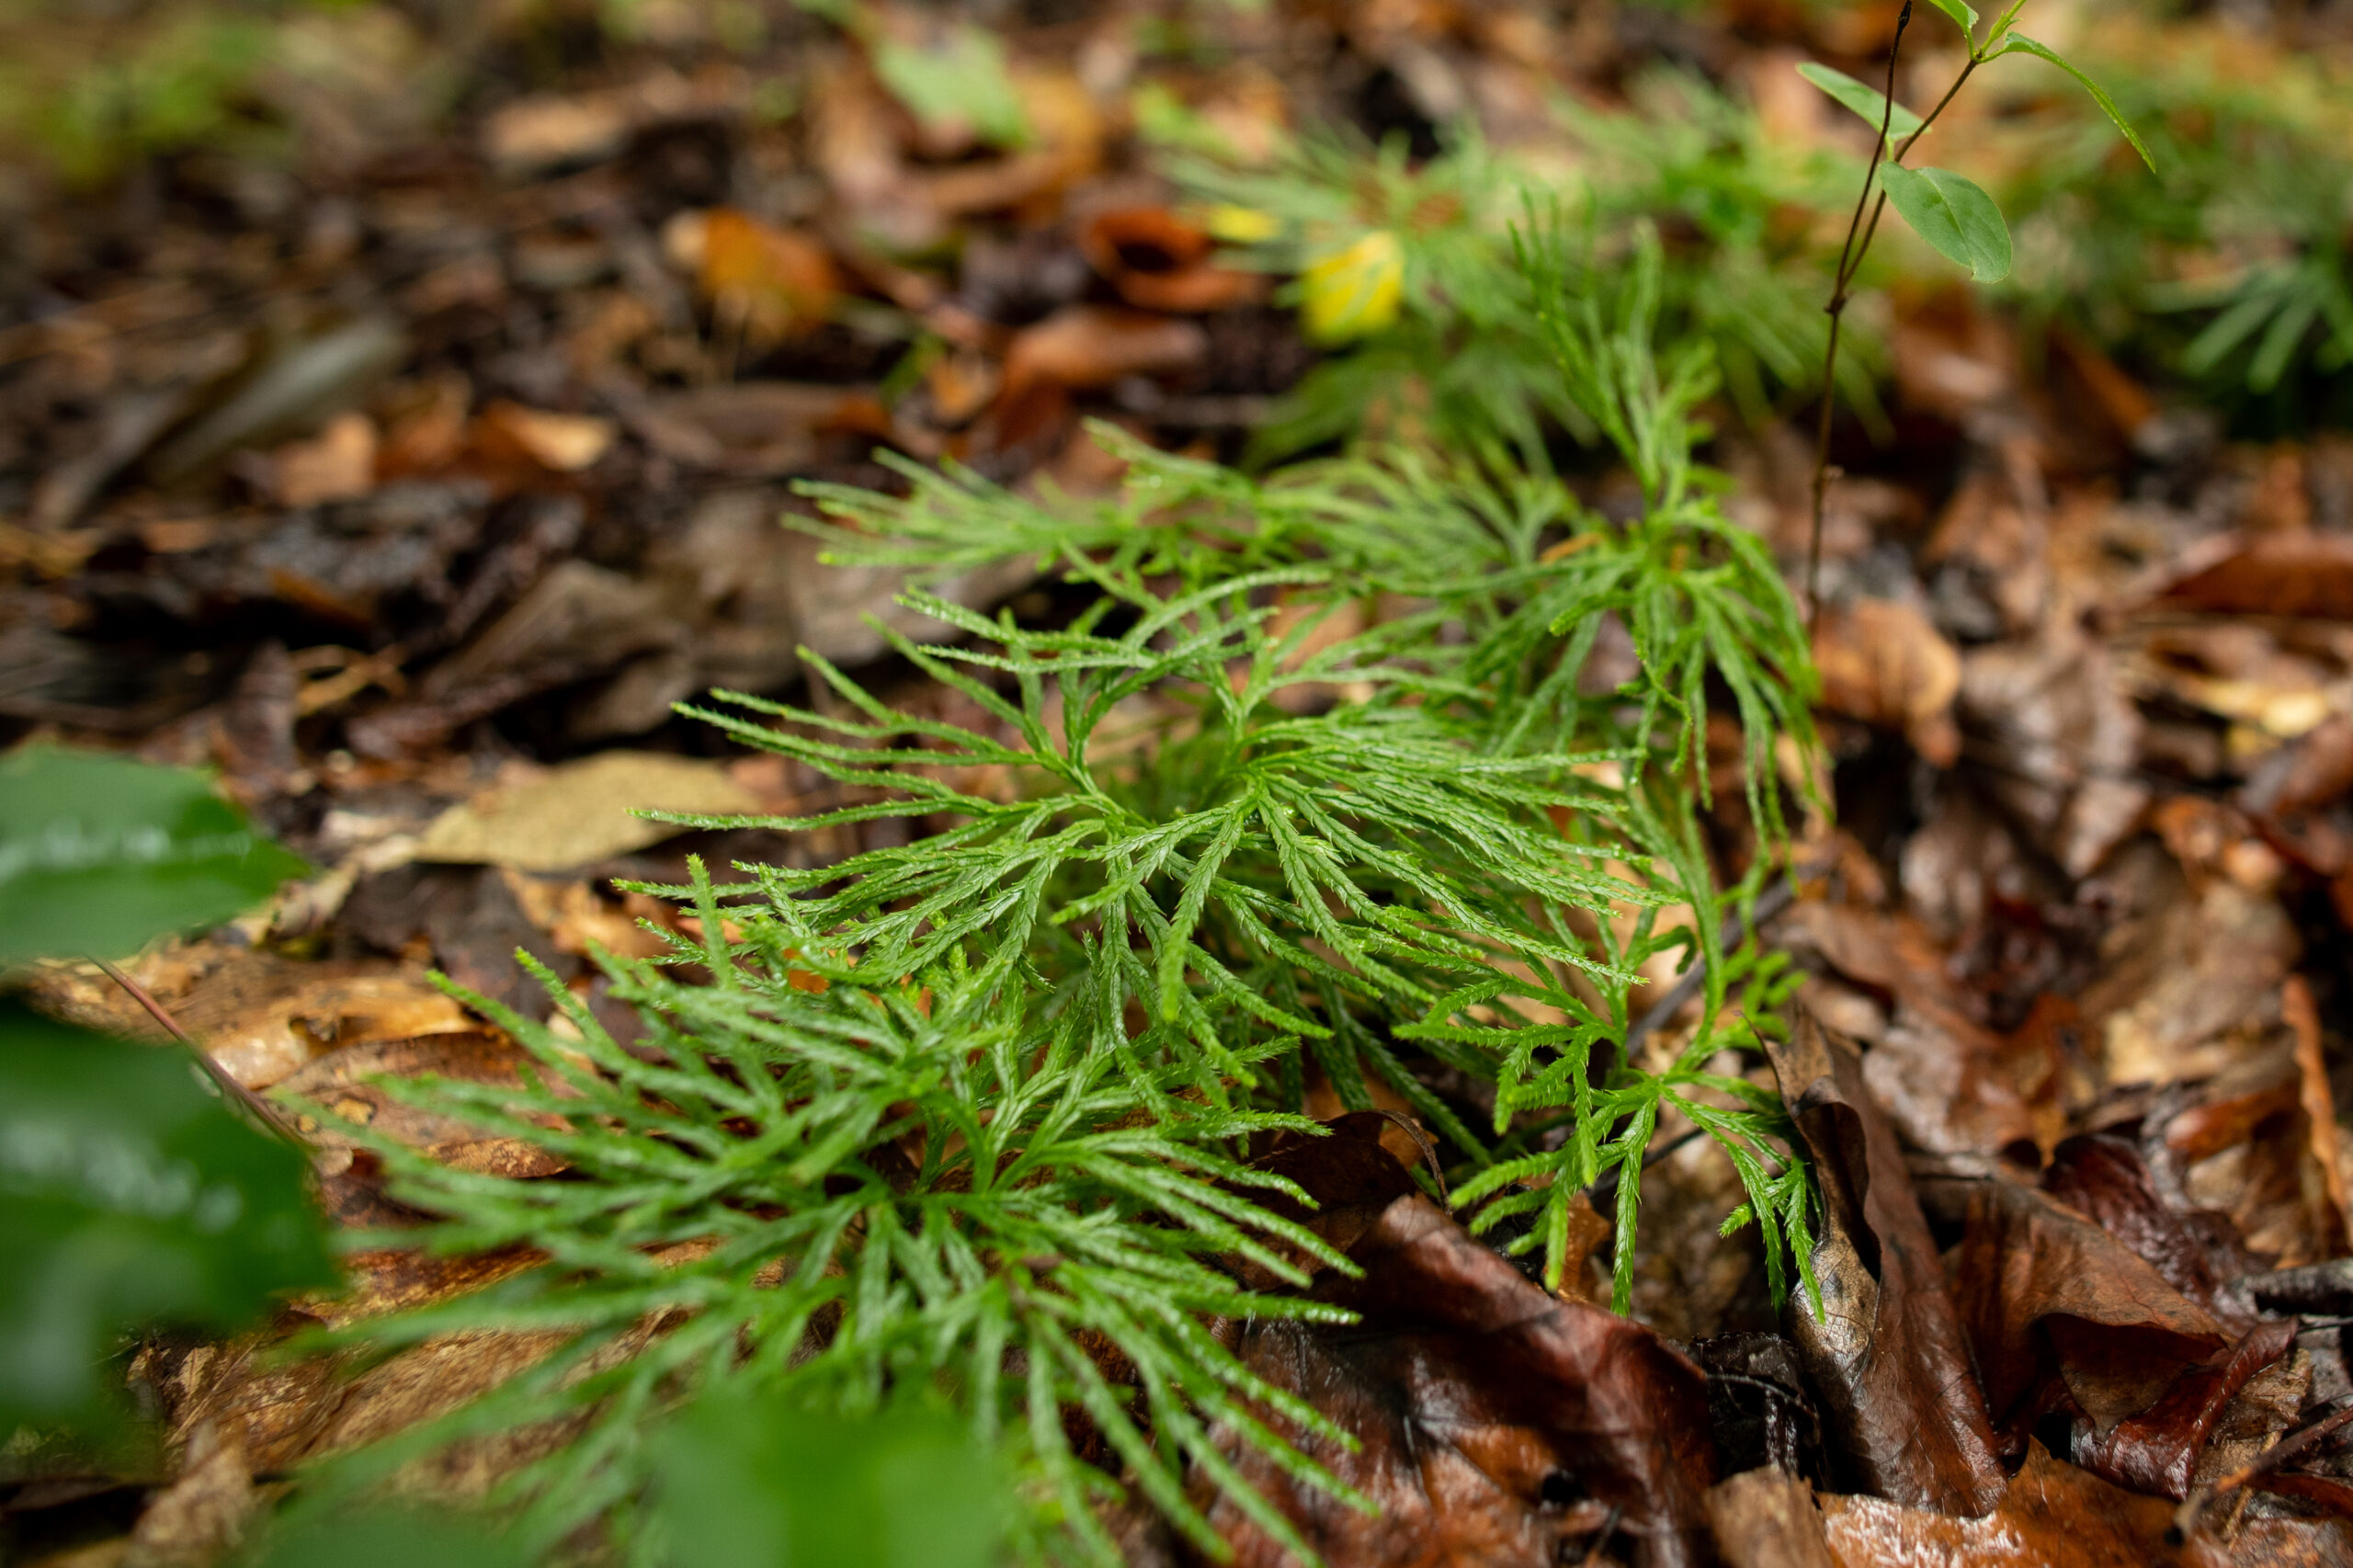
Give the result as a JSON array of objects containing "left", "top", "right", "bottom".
[
  {"left": 1576, "top": 1505, "right": 1626, "bottom": 1567},
  {"left": 93, "top": 956, "right": 303, "bottom": 1144},
  {"left": 2176, "top": 1393, "right": 2353, "bottom": 1540}
]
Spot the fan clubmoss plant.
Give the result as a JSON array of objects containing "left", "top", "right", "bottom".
[{"left": 310, "top": 234, "right": 1824, "bottom": 1564}]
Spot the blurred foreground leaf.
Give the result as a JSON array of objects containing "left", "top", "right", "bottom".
[
  {"left": 0, "top": 1003, "right": 336, "bottom": 1434},
  {"left": 248, "top": 1506, "right": 529, "bottom": 1568},
  {"left": 653, "top": 1392, "right": 1006, "bottom": 1568},
  {"left": 0, "top": 746, "right": 309, "bottom": 965}
]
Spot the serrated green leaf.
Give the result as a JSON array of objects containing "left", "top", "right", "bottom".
[
  {"left": 654, "top": 1390, "right": 1006, "bottom": 1568},
  {"left": 0, "top": 746, "right": 309, "bottom": 964},
  {"left": 1878, "top": 163, "right": 2012, "bottom": 282},
  {"left": 1992, "top": 34, "right": 2157, "bottom": 172},
  {"left": 1922, "top": 0, "right": 1980, "bottom": 39},
  {"left": 1795, "top": 62, "right": 1926, "bottom": 144},
  {"left": 0, "top": 1003, "right": 335, "bottom": 1432}
]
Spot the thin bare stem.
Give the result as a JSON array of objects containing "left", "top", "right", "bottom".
[
  {"left": 1806, "top": 6, "right": 1914, "bottom": 635},
  {"left": 94, "top": 955, "right": 304, "bottom": 1143}
]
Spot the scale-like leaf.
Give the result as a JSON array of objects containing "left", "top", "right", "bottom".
[
  {"left": 0, "top": 746, "right": 308, "bottom": 964},
  {"left": 1795, "top": 62, "right": 1926, "bottom": 144},
  {"left": 1879, "top": 163, "right": 2012, "bottom": 282},
  {"left": 0, "top": 1003, "right": 335, "bottom": 1431},
  {"left": 1992, "top": 34, "right": 2156, "bottom": 172}
]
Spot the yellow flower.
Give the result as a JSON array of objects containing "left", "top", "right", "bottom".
[{"left": 1300, "top": 231, "right": 1404, "bottom": 343}]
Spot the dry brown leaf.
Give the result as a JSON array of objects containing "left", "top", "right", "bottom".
[
  {"left": 692, "top": 209, "right": 839, "bottom": 347},
  {"left": 1960, "top": 627, "right": 2148, "bottom": 878},
  {"left": 2154, "top": 530, "right": 2353, "bottom": 619},
  {"left": 122, "top": 1424, "right": 255, "bottom": 1568},
  {"left": 1078, "top": 206, "right": 1270, "bottom": 314},
  {"left": 1812, "top": 598, "right": 1962, "bottom": 767},
  {"left": 260, "top": 411, "right": 378, "bottom": 506},
  {"left": 472, "top": 401, "right": 615, "bottom": 473},
  {"left": 2077, "top": 851, "right": 2299, "bottom": 1086},
  {"left": 415, "top": 751, "right": 760, "bottom": 872},
  {"left": 995, "top": 305, "right": 1207, "bottom": 446}
]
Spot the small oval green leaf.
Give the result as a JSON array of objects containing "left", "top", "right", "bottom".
[
  {"left": 1795, "top": 62, "right": 1926, "bottom": 145},
  {"left": 1993, "top": 34, "right": 2156, "bottom": 172},
  {"left": 1878, "top": 163, "right": 2013, "bottom": 283},
  {"left": 1922, "top": 0, "right": 1981, "bottom": 40}
]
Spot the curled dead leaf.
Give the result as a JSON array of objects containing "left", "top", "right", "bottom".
[
  {"left": 1079, "top": 207, "right": 1270, "bottom": 314},
  {"left": 1767, "top": 1013, "right": 2008, "bottom": 1515}
]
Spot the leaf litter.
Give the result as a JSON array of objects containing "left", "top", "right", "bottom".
[{"left": 6, "top": 0, "right": 2353, "bottom": 1564}]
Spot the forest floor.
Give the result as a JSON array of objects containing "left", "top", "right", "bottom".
[{"left": 9, "top": 0, "right": 2353, "bottom": 1562}]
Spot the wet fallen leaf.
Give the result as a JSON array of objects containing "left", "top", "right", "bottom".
[
  {"left": 2070, "top": 1317, "right": 2297, "bottom": 1498},
  {"left": 1199, "top": 1193, "right": 1721, "bottom": 1568},
  {"left": 2040, "top": 1134, "right": 2257, "bottom": 1329},
  {"left": 1818, "top": 1441, "right": 2198, "bottom": 1565},
  {"left": 1766, "top": 1013, "right": 2007, "bottom": 1514},
  {"left": 1705, "top": 1469, "right": 1836, "bottom": 1568},
  {"left": 1946, "top": 1176, "right": 2228, "bottom": 1437}
]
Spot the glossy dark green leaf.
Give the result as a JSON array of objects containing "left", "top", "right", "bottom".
[
  {"left": 1991, "top": 35, "right": 2157, "bottom": 172},
  {"left": 1795, "top": 62, "right": 1926, "bottom": 144},
  {"left": 0, "top": 1003, "right": 335, "bottom": 1432},
  {"left": 654, "top": 1391, "right": 1006, "bottom": 1568},
  {"left": 0, "top": 746, "right": 308, "bottom": 965},
  {"left": 1878, "top": 163, "right": 2013, "bottom": 282}
]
